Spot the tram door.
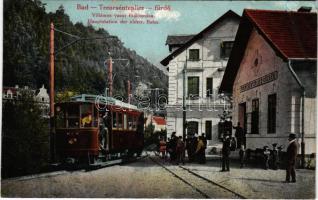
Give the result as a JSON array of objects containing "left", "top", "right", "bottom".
[{"left": 238, "top": 103, "right": 247, "bottom": 132}]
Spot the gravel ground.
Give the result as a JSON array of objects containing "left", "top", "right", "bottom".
[
  {"left": 1, "top": 156, "right": 202, "bottom": 198},
  {"left": 181, "top": 158, "right": 316, "bottom": 199},
  {"left": 1, "top": 153, "right": 316, "bottom": 199}
]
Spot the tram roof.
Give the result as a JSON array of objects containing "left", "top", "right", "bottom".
[{"left": 70, "top": 94, "right": 139, "bottom": 110}]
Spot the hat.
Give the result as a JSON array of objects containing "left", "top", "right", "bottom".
[{"left": 289, "top": 133, "right": 296, "bottom": 139}]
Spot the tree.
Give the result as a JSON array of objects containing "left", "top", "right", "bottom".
[{"left": 2, "top": 91, "right": 49, "bottom": 178}]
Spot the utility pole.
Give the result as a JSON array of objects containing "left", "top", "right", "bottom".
[
  {"left": 49, "top": 22, "right": 55, "bottom": 162},
  {"left": 182, "top": 53, "right": 187, "bottom": 142}
]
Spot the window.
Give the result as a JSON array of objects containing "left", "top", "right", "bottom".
[
  {"left": 55, "top": 105, "right": 66, "bottom": 128},
  {"left": 187, "top": 121, "right": 198, "bottom": 136},
  {"left": 128, "top": 115, "right": 133, "bottom": 129},
  {"left": 124, "top": 114, "right": 127, "bottom": 129},
  {"left": 205, "top": 121, "right": 212, "bottom": 140},
  {"left": 118, "top": 113, "right": 123, "bottom": 128},
  {"left": 189, "top": 49, "right": 200, "bottom": 61},
  {"left": 66, "top": 104, "right": 80, "bottom": 128},
  {"left": 251, "top": 99, "right": 259, "bottom": 134},
  {"left": 206, "top": 78, "right": 213, "bottom": 97},
  {"left": 132, "top": 117, "right": 137, "bottom": 129},
  {"left": 188, "top": 76, "right": 199, "bottom": 98},
  {"left": 81, "top": 104, "right": 95, "bottom": 128},
  {"left": 113, "top": 112, "right": 117, "bottom": 128},
  {"left": 268, "top": 94, "right": 276, "bottom": 133},
  {"left": 221, "top": 41, "right": 234, "bottom": 58}
]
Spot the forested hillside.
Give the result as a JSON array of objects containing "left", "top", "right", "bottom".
[{"left": 3, "top": 0, "right": 167, "bottom": 97}]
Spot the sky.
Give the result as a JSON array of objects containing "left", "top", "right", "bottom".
[{"left": 42, "top": 0, "right": 317, "bottom": 70}]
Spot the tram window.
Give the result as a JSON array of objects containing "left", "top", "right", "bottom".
[
  {"left": 118, "top": 113, "right": 123, "bottom": 128},
  {"left": 132, "top": 117, "right": 137, "bottom": 129},
  {"left": 128, "top": 115, "right": 133, "bottom": 130},
  {"left": 81, "top": 104, "right": 93, "bottom": 127},
  {"left": 124, "top": 114, "right": 127, "bottom": 129},
  {"left": 113, "top": 112, "right": 117, "bottom": 128},
  {"left": 55, "top": 106, "right": 65, "bottom": 128},
  {"left": 93, "top": 107, "right": 98, "bottom": 127},
  {"left": 66, "top": 104, "right": 79, "bottom": 128}
]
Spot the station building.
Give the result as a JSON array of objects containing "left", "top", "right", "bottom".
[
  {"left": 219, "top": 8, "right": 317, "bottom": 154},
  {"left": 161, "top": 10, "right": 240, "bottom": 145}
]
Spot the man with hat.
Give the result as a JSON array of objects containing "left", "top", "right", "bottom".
[
  {"left": 221, "top": 132, "right": 231, "bottom": 171},
  {"left": 285, "top": 133, "right": 298, "bottom": 183}
]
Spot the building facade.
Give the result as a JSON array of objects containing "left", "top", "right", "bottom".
[
  {"left": 220, "top": 8, "right": 317, "bottom": 154},
  {"left": 161, "top": 10, "right": 240, "bottom": 146}
]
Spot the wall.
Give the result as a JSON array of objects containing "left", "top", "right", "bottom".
[{"left": 232, "top": 28, "right": 316, "bottom": 154}]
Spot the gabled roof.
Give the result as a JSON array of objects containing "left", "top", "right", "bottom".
[
  {"left": 160, "top": 10, "right": 241, "bottom": 66},
  {"left": 166, "top": 35, "right": 195, "bottom": 46},
  {"left": 219, "top": 9, "right": 317, "bottom": 93},
  {"left": 152, "top": 116, "right": 166, "bottom": 125}
]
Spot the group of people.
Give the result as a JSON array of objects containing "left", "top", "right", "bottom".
[
  {"left": 159, "top": 132, "right": 207, "bottom": 165},
  {"left": 159, "top": 121, "right": 299, "bottom": 183}
]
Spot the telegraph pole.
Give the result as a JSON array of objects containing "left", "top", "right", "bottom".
[
  {"left": 49, "top": 22, "right": 55, "bottom": 162},
  {"left": 182, "top": 53, "right": 187, "bottom": 141}
]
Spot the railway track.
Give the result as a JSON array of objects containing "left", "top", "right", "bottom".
[{"left": 149, "top": 155, "right": 247, "bottom": 199}]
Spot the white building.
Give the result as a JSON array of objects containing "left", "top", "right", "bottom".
[
  {"left": 3, "top": 84, "right": 50, "bottom": 118},
  {"left": 161, "top": 10, "right": 240, "bottom": 146},
  {"left": 219, "top": 8, "right": 316, "bottom": 155}
]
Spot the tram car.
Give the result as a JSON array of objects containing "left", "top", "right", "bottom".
[{"left": 54, "top": 94, "right": 144, "bottom": 164}]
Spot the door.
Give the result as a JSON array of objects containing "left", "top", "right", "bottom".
[{"left": 238, "top": 103, "right": 247, "bottom": 132}]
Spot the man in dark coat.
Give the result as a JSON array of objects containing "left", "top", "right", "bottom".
[
  {"left": 233, "top": 122, "right": 245, "bottom": 149},
  {"left": 285, "top": 133, "right": 298, "bottom": 183},
  {"left": 221, "top": 134, "right": 231, "bottom": 171}
]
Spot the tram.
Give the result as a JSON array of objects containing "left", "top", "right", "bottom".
[{"left": 54, "top": 94, "right": 144, "bottom": 164}]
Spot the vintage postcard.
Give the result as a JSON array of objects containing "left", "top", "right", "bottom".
[{"left": 1, "top": 0, "right": 317, "bottom": 198}]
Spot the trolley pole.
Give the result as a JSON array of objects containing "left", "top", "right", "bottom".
[
  {"left": 108, "top": 57, "right": 113, "bottom": 97},
  {"left": 182, "top": 56, "right": 187, "bottom": 142},
  {"left": 49, "top": 22, "right": 55, "bottom": 162},
  {"left": 127, "top": 80, "right": 131, "bottom": 104}
]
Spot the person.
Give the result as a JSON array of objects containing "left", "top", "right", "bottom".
[
  {"left": 186, "top": 136, "right": 194, "bottom": 162},
  {"left": 272, "top": 143, "right": 279, "bottom": 170},
  {"left": 233, "top": 122, "right": 245, "bottom": 149},
  {"left": 170, "top": 132, "right": 178, "bottom": 163},
  {"left": 98, "top": 113, "right": 108, "bottom": 151},
  {"left": 239, "top": 145, "right": 245, "bottom": 168},
  {"left": 166, "top": 138, "right": 172, "bottom": 161},
  {"left": 159, "top": 137, "right": 167, "bottom": 160},
  {"left": 195, "top": 136, "right": 206, "bottom": 164},
  {"left": 263, "top": 146, "right": 270, "bottom": 170},
  {"left": 81, "top": 113, "right": 92, "bottom": 127},
  {"left": 191, "top": 134, "right": 198, "bottom": 162},
  {"left": 176, "top": 136, "right": 185, "bottom": 165},
  {"left": 285, "top": 133, "right": 298, "bottom": 183},
  {"left": 221, "top": 134, "right": 231, "bottom": 171},
  {"left": 201, "top": 133, "right": 207, "bottom": 163}
]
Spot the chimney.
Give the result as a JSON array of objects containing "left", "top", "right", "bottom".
[{"left": 297, "top": 6, "right": 312, "bottom": 12}]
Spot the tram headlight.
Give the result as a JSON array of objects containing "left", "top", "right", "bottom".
[{"left": 68, "top": 137, "right": 77, "bottom": 144}]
